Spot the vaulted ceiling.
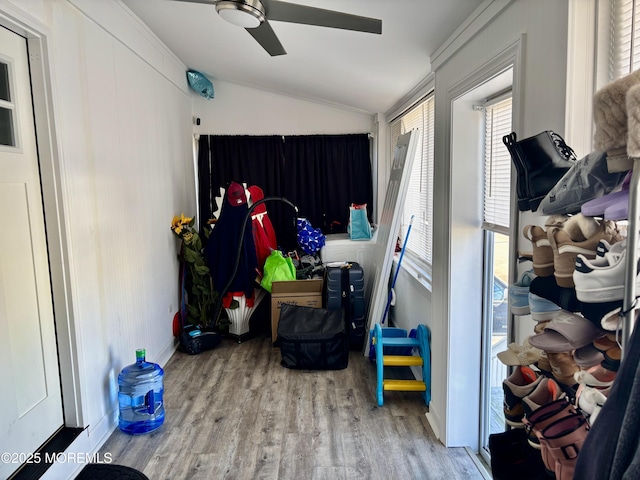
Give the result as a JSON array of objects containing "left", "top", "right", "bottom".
[{"left": 122, "top": 0, "right": 485, "bottom": 113}]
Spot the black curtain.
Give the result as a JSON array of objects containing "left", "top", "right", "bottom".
[
  {"left": 198, "top": 135, "right": 299, "bottom": 248},
  {"left": 198, "top": 133, "right": 372, "bottom": 250},
  {"left": 282, "top": 134, "right": 372, "bottom": 234},
  {"left": 198, "top": 135, "right": 283, "bottom": 220}
]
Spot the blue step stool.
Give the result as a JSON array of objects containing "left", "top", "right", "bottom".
[{"left": 372, "top": 323, "right": 431, "bottom": 407}]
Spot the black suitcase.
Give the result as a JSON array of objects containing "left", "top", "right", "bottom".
[
  {"left": 277, "top": 303, "right": 348, "bottom": 370},
  {"left": 324, "top": 262, "right": 366, "bottom": 349}
]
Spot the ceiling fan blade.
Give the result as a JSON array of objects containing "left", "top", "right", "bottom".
[
  {"left": 264, "top": 0, "right": 382, "bottom": 34},
  {"left": 170, "top": 0, "right": 217, "bottom": 5},
  {"left": 247, "top": 20, "right": 287, "bottom": 56}
]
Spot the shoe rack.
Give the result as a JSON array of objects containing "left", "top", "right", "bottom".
[{"left": 620, "top": 160, "right": 640, "bottom": 353}]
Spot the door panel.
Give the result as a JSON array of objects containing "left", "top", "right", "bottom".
[{"left": 0, "top": 26, "right": 63, "bottom": 479}]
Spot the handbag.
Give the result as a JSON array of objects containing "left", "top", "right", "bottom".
[
  {"left": 260, "top": 250, "right": 296, "bottom": 293},
  {"left": 539, "top": 151, "right": 627, "bottom": 215},
  {"left": 347, "top": 203, "right": 372, "bottom": 240},
  {"left": 488, "top": 428, "right": 547, "bottom": 480}
]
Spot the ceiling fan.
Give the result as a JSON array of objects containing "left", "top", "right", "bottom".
[{"left": 172, "top": 0, "right": 382, "bottom": 56}]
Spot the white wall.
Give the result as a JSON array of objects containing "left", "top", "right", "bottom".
[
  {"left": 391, "top": 0, "right": 570, "bottom": 448},
  {"left": 191, "top": 80, "right": 376, "bottom": 223},
  {"left": 1, "top": 1, "right": 194, "bottom": 476},
  {"left": 389, "top": 267, "right": 431, "bottom": 335},
  {"left": 193, "top": 79, "right": 374, "bottom": 135}
]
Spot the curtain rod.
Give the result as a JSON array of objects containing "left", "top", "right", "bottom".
[{"left": 194, "top": 133, "right": 373, "bottom": 139}]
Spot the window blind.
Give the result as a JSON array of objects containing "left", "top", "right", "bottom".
[
  {"left": 611, "top": 0, "right": 640, "bottom": 79},
  {"left": 482, "top": 96, "right": 512, "bottom": 234},
  {"left": 390, "top": 94, "right": 435, "bottom": 265}
]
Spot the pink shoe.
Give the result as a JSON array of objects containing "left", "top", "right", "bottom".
[{"left": 541, "top": 414, "right": 590, "bottom": 480}]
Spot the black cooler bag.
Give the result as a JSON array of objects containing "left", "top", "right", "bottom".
[{"left": 277, "top": 303, "right": 348, "bottom": 370}]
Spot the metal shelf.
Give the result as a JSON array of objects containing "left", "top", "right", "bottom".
[{"left": 621, "top": 159, "right": 640, "bottom": 353}]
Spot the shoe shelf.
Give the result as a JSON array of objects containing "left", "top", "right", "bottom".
[
  {"left": 620, "top": 158, "right": 640, "bottom": 353},
  {"left": 495, "top": 69, "right": 640, "bottom": 477}
]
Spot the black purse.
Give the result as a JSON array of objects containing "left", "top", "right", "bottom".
[
  {"left": 503, "top": 131, "right": 576, "bottom": 212},
  {"left": 488, "top": 428, "right": 547, "bottom": 480}
]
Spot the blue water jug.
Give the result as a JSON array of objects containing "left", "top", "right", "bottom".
[{"left": 118, "top": 349, "right": 165, "bottom": 435}]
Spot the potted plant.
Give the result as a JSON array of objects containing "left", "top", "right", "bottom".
[{"left": 170, "top": 214, "right": 226, "bottom": 330}]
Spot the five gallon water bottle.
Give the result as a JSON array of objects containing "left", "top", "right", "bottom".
[{"left": 118, "top": 349, "right": 165, "bottom": 435}]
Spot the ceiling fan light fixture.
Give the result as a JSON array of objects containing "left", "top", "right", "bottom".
[{"left": 216, "top": 0, "right": 266, "bottom": 29}]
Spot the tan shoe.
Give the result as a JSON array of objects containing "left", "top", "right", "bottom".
[
  {"left": 524, "top": 225, "right": 555, "bottom": 276},
  {"left": 533, "top": 319, "right": 551, "bottom": 334},
  {"left": 547, "top": 351, "right": 580, "bottom": 386},
  {"left": 536, "top": 351, "right": 552, "bottom": 372},
  {"left": 548, "top": 219, "right": 622, "bottom": 288},
  {"left": 523, "top": 215, "right": 598, "bottom": 278}
]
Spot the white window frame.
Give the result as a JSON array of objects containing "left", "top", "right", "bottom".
[
  {"left": 482, "top": 93, "right": 513, "bottom": 235},
  {"left": 479, "top": 91, "right": 512, "bottom": 460},
  {"left": 589, "top": 0, "right": 639, "bottom": 92},
  {"left": 389, "top": 92, "right": 435, "bottom": 284},
  {"left": 609, "top": 0, "right": 640, "bottom": 81}
]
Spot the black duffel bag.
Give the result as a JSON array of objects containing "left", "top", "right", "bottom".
[{"left": 277, "top": 303, "right": 348, "bottom": 370}]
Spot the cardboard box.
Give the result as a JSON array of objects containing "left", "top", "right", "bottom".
[{"left": 271, "top": 278, "right": 323, "bottom": 343}]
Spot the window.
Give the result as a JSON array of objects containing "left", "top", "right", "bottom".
[
  {"left": 0, "top": 61, "right": 16, "bottom": 147},
  {"left": 610, "top": 0, "right": 640, "bottom": 80},
  {"left": 480, "top": 93, "right": 512, "bottom": 457},
  {"left": 197, "top": 134, "right": 373, "bottom": 250},
  {"left": 483, "top": 96, "right": 513, "bottom": 235},
  {"left": 390, "top": 94, "right": 434, "bottom": 267}
]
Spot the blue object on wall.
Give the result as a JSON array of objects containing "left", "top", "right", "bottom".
[{"left": 186, "top": 70, "right": 214, "bottom": 99}]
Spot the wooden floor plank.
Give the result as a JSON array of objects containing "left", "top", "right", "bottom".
[{"left": 99, "top": 334, "right": 486, "bottom": 479}]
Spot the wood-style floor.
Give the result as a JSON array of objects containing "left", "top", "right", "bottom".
[{"left": 99, "top": 333, "right": 488, "bottom": 480}]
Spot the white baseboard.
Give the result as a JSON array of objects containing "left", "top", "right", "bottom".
[{"left": 425, "top": 407, "right": 442, "bottom": 442}]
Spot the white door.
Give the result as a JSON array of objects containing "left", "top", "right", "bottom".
[{"left": 0, "top": 26, "right": 63, "bottom": 478}]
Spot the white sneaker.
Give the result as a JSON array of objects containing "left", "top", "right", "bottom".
[
  {"left": 596, "top": 238, "right": 626, "bottom": 257},
  {"left": 573, "top": 242, "right": 639, "bottom": 303},
  {"left": 577, "top": 385, "right": 608, "bottom": 425}
]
